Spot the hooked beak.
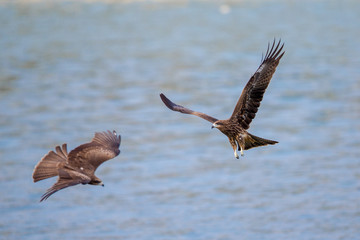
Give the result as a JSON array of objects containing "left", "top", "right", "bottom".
[{"left": 212, "top": 123, "right": 217, "bottom": 129}]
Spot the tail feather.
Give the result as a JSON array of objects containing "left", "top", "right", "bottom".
[
  {"left": 244, "top": 133, "right": 278, "bottom": 150},
  {"left": 32, "top": 144, "right": 68, "bottom": 182}
]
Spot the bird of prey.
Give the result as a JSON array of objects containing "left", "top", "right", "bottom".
[
  {"left": 160, "top": 40, "right": 284, "bottom": 159},
  {"left": 32, "top": 130, "right": 121, "bottom": 202}
]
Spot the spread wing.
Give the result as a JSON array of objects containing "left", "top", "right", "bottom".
[
  {"left": 67, "top": 130, "right": 121, "bottom": 170},
  {"left": 160, "top": 93, "right": 218, "bottom": 123},
  {"left": 230, "top": 39, "right": 285, "bottom": 129},
  {"left": 40, "top": 168, "right": 91, "bottom": 201}
]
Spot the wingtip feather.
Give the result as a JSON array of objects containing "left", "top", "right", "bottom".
[
  {"left": 160, "top": 93, "right": 176, "bottom": 111},
  {"left": 262, "top": 39, "right": 285, "bottom": 63},
  {"left": 92, "top": 130, "right": 121, "bottom": 150}
]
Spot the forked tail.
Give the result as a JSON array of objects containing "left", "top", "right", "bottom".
[
  {"left": 32, "top": 144, "right": 68, "bottom": 182},
  {"left": 243, "top": 133, "right": 278, "bottom": 150}
]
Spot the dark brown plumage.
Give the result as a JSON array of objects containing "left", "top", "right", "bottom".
[
  {"left": 160, "top": 40, "right": 284, "bottom": 159},
  {"left": 32, "top": 130, "right": 121, "bottom": 201}
]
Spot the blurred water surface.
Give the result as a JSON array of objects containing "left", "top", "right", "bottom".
[{"left": 1, "top": 0, "right": 359, "bottom": 239}]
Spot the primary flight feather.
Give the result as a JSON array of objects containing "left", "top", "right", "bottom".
[{"left": 160, "top": 40, "right": 284, "bottom": 159}]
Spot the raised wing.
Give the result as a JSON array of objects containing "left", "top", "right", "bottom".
[
  {"left": 68, "top": 130, "right": 121, "bottom": 170},
  {"left": 40, "top": 168, "right": 91, "bottom": 201},
  {"left": 230, "top": 39, "right": 284, "bottom": 129},
  {"left": 160, "top": 93, "right": 218, "bottom": 123}
]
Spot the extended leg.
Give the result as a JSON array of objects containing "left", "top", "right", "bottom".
[
  {"left": 240, "top": 146, "right": 244, "bottom": 156},
  {"left": 229, "top": 138, "right": 239, "bottom": 159},
  {"left": 236, "top": 136, "right": 245, "bottom": 157}
]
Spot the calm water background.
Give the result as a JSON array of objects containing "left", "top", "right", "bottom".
[{"left": 1, "top": 0, "right": 359, "bottom": 239}]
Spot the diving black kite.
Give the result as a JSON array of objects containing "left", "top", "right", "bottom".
[{"left": 33, "top": 130, "right": 121, "bottom": 201}]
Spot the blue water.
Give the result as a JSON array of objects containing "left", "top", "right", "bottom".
[{"left": 1, "top": 1, "right": 359, "bottom": 239}]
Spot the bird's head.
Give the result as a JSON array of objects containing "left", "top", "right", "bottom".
[
  {"left": 212, "top": 120, "right": 226, "bottom": 130},
  {"left": 90, "top": 178, "right": 104, "bottom": 187}
]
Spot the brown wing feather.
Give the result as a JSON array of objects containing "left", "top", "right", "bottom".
[
  {"left": 92, "top": 130, "right": 121, "bottom": 150},
  {"left": 160, "top": 93, "right": 218, "bottom": 123},
  {"left": 67, "top": 130, "right": 121, "bottom": 170},
  {"left": 40, "top": 168, "right": 91, "bottom": 201},
  {"left": 230, "top": 39, "right": 285, "bottom": 129}
]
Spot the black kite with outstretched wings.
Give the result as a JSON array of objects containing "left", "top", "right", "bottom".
[{"left": 160, "top": 40, "right": 284, "bottom": 158}]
